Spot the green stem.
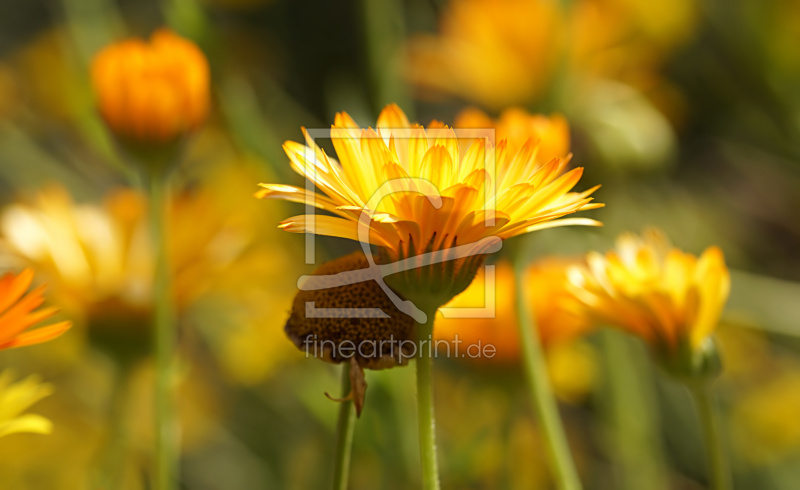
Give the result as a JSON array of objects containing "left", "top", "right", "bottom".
[
  {"left": 332, "top": 362, "right": 356, "bottom": 490},
  {"left": 599, "top": 332, "right": 668, "bottom": 490},
  {"left": 689, "top": 384, "right": 730, "bottom": 490},
  {"left": 514, "top": 266, "right": 581, "bottom": 490},
  {"left": 149, "top": 171, "right": 178, "bottom": 490},
  {"left": 416, "top": 313, "right": 440, "bottom": 490},
  {"left": 93, "top": 364, "right": 135, "bottom": 489}
]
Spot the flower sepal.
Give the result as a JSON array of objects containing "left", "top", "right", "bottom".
[{"left": 658, "top": 336, "right": 723, "bottom": 385}]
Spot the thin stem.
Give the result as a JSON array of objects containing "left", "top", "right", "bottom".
[
  {"left": 514, "top": 266, "right": 581, "bottom": 490},
  {"left": 599, "top": 331, "right": 668, "bottom": 490},
  {"left": 93, "top": 364, "right": 135, "bottom": 489},
  {"left": 149, "top": 171, "right": 178, "bottom": 490},
  {"left": 332, "top": 362, "right": 356, "bottom": 490},
  {"left": 689, "top": 384, "right": 731, "bottom": 490},
  {"left": 415, "top": 313, "right": 440, "bottom": 490}
]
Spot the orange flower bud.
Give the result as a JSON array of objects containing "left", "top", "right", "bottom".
[{"left": 91, "top": 29, "right": 210, "bottom": 143}]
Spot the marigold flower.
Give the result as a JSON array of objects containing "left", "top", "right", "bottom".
[
  {"left": 435, "top": 259, "right": 595, "bottom": 401},
  {"left": 436, "top": 260, "right": 592, "bottom": 359},
  {"left": 406, "top": 0, "right": 563, "bottom": 110},
  {"left": 454, "top": 107, "right": 570, "bottom": 164},
  {"left": 406, "top": 0, "right": 697, "bottom": 111},
  {"left": 0, "top": 269, "right": 70, "bottom": 350},
  {"left": 0, "top": 371, "right": 53, "bottom": 438},
  {"left": 90, "top": 29, "right": 210, "bottom": 143},
  {"left": 566, "top": 230, "right": 730, "bottom": 364},
  {"left": 257, "top": 104, "right": 602, "bottom": 312}
]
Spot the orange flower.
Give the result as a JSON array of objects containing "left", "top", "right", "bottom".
[
  {"left": 436, "top": 259, "right": 592, "bottom": 361},
  {"left": 454, "top": 107, "right": 570, "bottom": 164},
  {"left": 406, "top": 0, "right": 563, "bottom": 110},
  {"left": 0, "top": 269, "right": 70, "bottom": 350},
  {"left": 91, "top": 29, "right": 210, "bottom": 143},
  {"left": 435, "top": 259, "right": 596, "bottom": 402}
]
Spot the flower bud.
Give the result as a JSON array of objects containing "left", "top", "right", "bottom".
[{"left": 91, "top": 29, "right": 210, "bottom": 144}]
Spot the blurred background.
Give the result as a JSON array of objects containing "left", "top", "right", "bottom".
[{"left": 0, "top": 0, "right": 799, "bottom": 488}]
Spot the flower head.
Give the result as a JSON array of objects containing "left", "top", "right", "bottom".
[
  {"left": 257, "top": 104, "right": 602, "bottom": 312},
  {"left": 0, "top": 371, "right": 54, "bottom": 438},
  {"left": 91, "top": 29, "right": 209, "bottom": 143},
  {"left": 0, "top": 269, "right": 70, "bottom": 350},
  {"left": 566, "top": 230, "right": 729, "bottom": 373}
]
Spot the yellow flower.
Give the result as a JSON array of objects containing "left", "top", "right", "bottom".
[
  {"left": 257, "top": 104, "right": 602, "bottom": 310},
  {"left": 566, "top": 230, "right": 730, "bottom": 360},
  {"left": 90, "top": 29, "right": 210, "bottom": 143},
  {"left": 1, "top": 164, "right": 302, "bottom": 376},
  {"left": 406, "top": 0, "right": 697, "bottom": 111},
  {"left": 0, "top": 370, "right": 53, "bottom": 438},
  {"left": 1, "top": 183, "right": 242, "bottom": 318},
  {"left": 454, "top": 107, "right": 570, "bottom": 164},
  {"left": 406, "top": 0, "right": 563, "bottom": 110},
  {"left": 0, "top": 268, "right": 71, "bottom": 350}
]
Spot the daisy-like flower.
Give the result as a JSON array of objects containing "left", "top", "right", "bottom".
[
  {"left": 257, "top": 104, "right": 602, "bottom": 315},
  {"left": 0, "top": 268, "right": 70, "bottom": 350},
  {"left": 566, "top": 229, "right": 730, "bottom": 375},
  {"left": 0, "top": 371, "right": 54, "bottom": 438}
]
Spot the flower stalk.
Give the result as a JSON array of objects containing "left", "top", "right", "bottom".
[
  {"left": 688, "top": 383, "right": 730, "bottom": 490},
  {"left": 149, "top": 169, "right": 178, "bottom": 490},
  {"left": 415, "top": 311, "right": 440, "bottom": 490},
  {"left": 333, "top": 362, "right": 356, "bottom": 490},
  {"left": 514, "top": 265, "right": 581, "bottom": 490}
]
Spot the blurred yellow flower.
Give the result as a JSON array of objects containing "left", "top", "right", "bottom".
[
  {"left": 566, "top": 230, "right": 730, "bottom": 356},
  {"left": 436, "top": 260, "right": 595, "bottom": 401},
  {"left": 0, "top": 371, "right": 53, "bottom": 438},
  {"left": 406, "top": 0, "right": 563, "bottom": 110},
  {"left": 0, "top": 183, "right": 243, "bottom": 319},
  {"left": 0, "top": 163, "right": 302, "bottom": 379},
  {"left": 454, "top": 107, "right": 570, "bottom": 163},
  {"left": 407, "top": 0, "right": 697, "bottom": 112},
  {"left": 90, "top": 29, "right": 210, "bottom": 143},
  {"left": 257, "top": 104, "right": 602, "bottom": 308},
  {"left": 0, "top": 268, "right": 71, "bottom": 350}
]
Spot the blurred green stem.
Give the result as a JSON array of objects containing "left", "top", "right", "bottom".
[
  {"left": 416, "top": 313, "right": 440, "bottom": 490},
  {"left": 333, "top": 362, "right": 356, "bottom": 490},
  {"left": 599, "top": 332, "right": 668, "bottom": 490},
  {"left": 93, "top": 364, "right": 135, "bottom": 489},
  {"left": 689, "top": 384, "right": 730, "bottom": 490},
  {"left": 149, "top": 170, "right": 178, "bottom": 490},
  {"left": 359, "top": 0, "right": 411, "bottom": 114},
  {"left": 514, "top": 266, "right": 581, "bottom": 490}
]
